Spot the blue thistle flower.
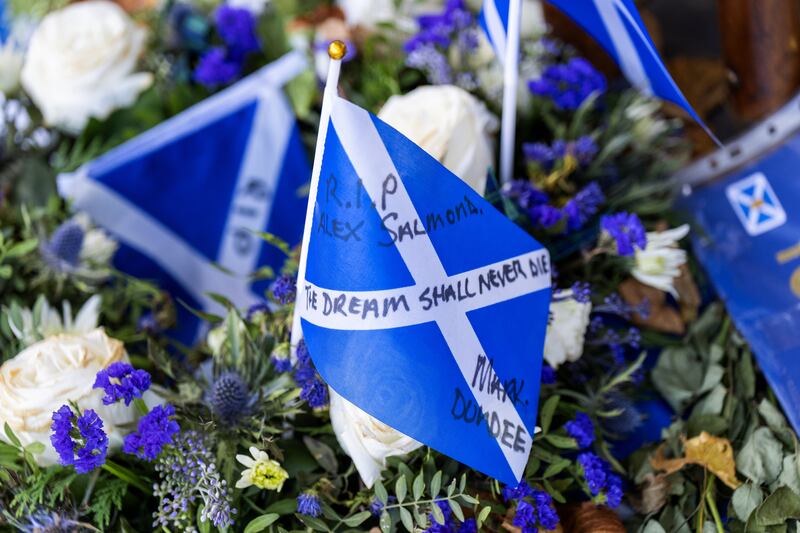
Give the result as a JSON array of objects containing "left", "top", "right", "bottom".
[
  {"left": 93, "top": 362, "right": 151, "bottom": 406},
  {"left": 50, "top": 405, "right": 108, "bottom": 474},
  {"left": 40, "top": 220, "right": 85, "bottom": 273},
  {"left": 207, "top": 371, "right": 252, "bottom": 423},
  {"left": 123, "top": 404, "right": 180, "bottom": 461},
  {"left": 297, "top": 493, "right": 322, "bottom": 517},
  {"left": 18, "top": 510, "right": 80, "bottom": 532},
  {"left": 564, "top": 412, "right": 595, "bottom": 449},
  {"left": 601, "top": 212, "right": 647, "bottom": 256}
]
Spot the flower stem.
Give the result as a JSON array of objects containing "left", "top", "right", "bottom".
[
  {"left": 704, "top": 476, "right": 725, "bottom": 533},
  {"left": 102, "top": 459, "right": 151, "bottom": 494}
]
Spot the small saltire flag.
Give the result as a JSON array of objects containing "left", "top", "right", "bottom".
[
  {"left": 58, "top": 52, "right": 310, "bottom": 343},
  {"left": 543, "top": 0, "right": 714, "bottom": 138},
  {"left": 479, "top": 0, "right": 511, "bottom": 64},
  {"left": 679, "top": 128, "right": 800, "bottom": 434},
  {"left": 298, "top": 94, "right": 552, "bottom": 484}
]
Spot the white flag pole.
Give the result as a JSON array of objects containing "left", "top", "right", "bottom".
[
  {"left": 500, "top": 0, "right": 522, "bottom": 184},
  {"left": 291, "top": 41, "right": 346, "bottom": 354}
]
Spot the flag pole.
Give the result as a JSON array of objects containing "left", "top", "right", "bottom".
[
  {"left": 291, "top": 40, "right": 346, "bottom": 353},
  {"left": 499, "top": 0, "right": 522, "bottom": 185}
]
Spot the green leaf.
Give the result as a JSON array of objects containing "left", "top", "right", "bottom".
[
  {"left": 539, "top": 395, "right": 560, "bottom": 434},
  {"left": 413, "top": 472, "right": 424, "bottom": 500},
  {"left": 447, "top": 500, "right": 464, "bottom": 521},
  {"left": 432, "top": 503, "right": 445, "bottom": 525},
  {"left": 197, "top": 506, "right": 211, "bottom": 533},
  {"left": 543, "top": 434, "right": 578, "bottom": 449},
  {"left": 0, "top": 265, "right": 12, "bottom": 278},
  {"left": 732, "top": 484, "right": 764, "bottom": 522},
  {"left": 379, "top": 511, "right": 391, "bottom": 533},
  {"left": 746, "top": 487, "right": 800, "bottom": 531},
  {"left": 737, "top": 428, "right": 784, "bottom": 485},
  {"left": 244, "top": 514, "right": 280, "bottom": 533},
  {"left": 477, "top": 506, "right": 491, "bottom": 528},
  {"left": 296, "top": 514, "right": 329, "bottom": 532},
  {"left": 459, "top": 494, "right": 479, "bottom": 505},
  {"left": 265, "top": 499, "right": 297, "bottom": 515},
  {"left": 4, "top": 423, "right": 21, "bottom": 448},
  {"left": 779, "top": 455, "right": 800, "bottom": 495},
  {"left": 25, "top": 442, "right": 45, "bottom": 455},
  {"left": 399, "top": 507, "right": 414, "bottom": 532},
  {"left": 396, "top": 476, "right": 407, "bottom": 504},
  {"left": 430, "top": 471, "right": 442, "bottom": 497},
  {"left": 375, "top": 479, "right": 389, "bottom": 505},
  {"left": 343, "top": 511, "right": 372, "bottom": 527},
  {"left": 542, "top": 458, "right": 571, "bottom": 478},
  {"left": 642, "top": 520, "right": 667, "bottom": 533},
  {"left": 303, "top": 436, "right": 339, "bottom": 474},
  {"left": 5, "top": 239, "right": 38, "bottom": 258}
]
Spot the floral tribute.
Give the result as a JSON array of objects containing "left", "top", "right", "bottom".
[{"left": 0, "top": 0, "right": 794, "bottom": 532}]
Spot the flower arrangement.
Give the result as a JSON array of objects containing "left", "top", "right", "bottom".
[{"left": 0, "top": 0, "right": 796, "bottom": 532}]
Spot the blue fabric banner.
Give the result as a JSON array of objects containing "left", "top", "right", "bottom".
[
  {"left": 58, "top": 52, "right": 310, "bottom": 343},
  {"left": 681, "top": 132, "right": 800, "bottom": 432},
  {"left": 297, "top": 94, "right": 552, "bottom": 485}
]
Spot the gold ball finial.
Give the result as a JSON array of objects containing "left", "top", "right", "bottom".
[{"left": 328, "top": 40, "right": 347, "bottom": 61}]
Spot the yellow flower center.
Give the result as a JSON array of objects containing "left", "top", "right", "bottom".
[
  {"left": 638, "top": 254, "right": 667, "bottom": 275},
  {"left": 252, "top": 459, "right": 289, "bottom": 491}
]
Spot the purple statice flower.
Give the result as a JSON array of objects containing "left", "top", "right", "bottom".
[
  {"left": 297, "top": 493, "right": 322, "bottom": 517},
  {"left": 207, "top": 371, "right": 253, "bottom": 424},
  {"left": 541, "top": 364, "right": 556, "bottom": 385},
  {"left": 529, "top": 57, "right": 607, "bottom": 110},
  {"left": 573, "top": 136, "right": 599, "bottom": 165},
  {"left": 271, "top": 356, "right": 292, "bottom": 373},
  {"left": 601, "top": 212, "right": 647, "bottom": 256},
  {"left": 533, "top": 205, "right": 564, "bottom": 229},
  {"left": 294, "top": 339, "right": 329, "bottom": 408},
  {"left": 565, "top": 412, "right": 595, "bottom": 449},
  {"left": 502, "top": 481, "right": 535, "bottom": 502},
  {"left": 370, "top": 496, "right": 397, "bottom": 516},
  {"left": 153, "top": 431, "right": 236, "bottom": 529},
  {"left": 194, "top": 47, "right": 241, "bottom": 87},
  {"left": 93, "top": 362, "right": 151, "bottom": 406},
  {"left": 50, "top": 406, "right": 108, "bottom": 474},
  {"left": 123, "top": 404, "right": 180, "bottom": 461},
  {"left": 577, "top": 452, "right": 623, "bottom": 507},
  {"left": 271, "top": 274, "right": 297, "bottom": 305},
  {"left": 510, "top": 487, "right": 560, "bottom": 532},
  {"left": 570, "top": 281, "right": 592, "bottom": 304},
  {"left": 594, "top": 293, "right": 650, "bottom": 320},
  {"left": 40, "top": 220, "right": 84, "bottom": 274},
  {"left": 424, "top": 501, "right": 455, "bottom": 533},
  {"left": 459, "top": 518, "right": 478, "bottom": 533},
  {"left": 562, "top": 181, "right": 605, "bottom": 232},
  {"left": 512, "top": 501, "right": 535, "bottom": 529},
  {"left": 502, "top": 180, "right": 549, "bottom": 210},
  {"left": 523, "top": 142, "right": 554, "bottom": 167},
  {"left": 215, "top": 4, "right": 259, "bottom": 55}
]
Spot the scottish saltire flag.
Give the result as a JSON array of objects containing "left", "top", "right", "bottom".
[
  {"left": 680, "top": 129, "right": 800, "bottom": 433},
  {"left": 479, "top": 0, "right": 511, "bottom": 63},
  {"left": 297, "top": 94, "right": 552, "bottom": 484},
  {"left": 58, "top": 52, "right": 310, "bottom": 343},
  {"left": 545, "top": 0, "right": 709, "bottom": 132}
]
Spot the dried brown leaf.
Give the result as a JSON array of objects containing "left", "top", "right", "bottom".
[
  {"left": 619, "top": 278, "right": 685, "bottom": 335},
  {"left": 651, "top": 432, "right": 742, "bottom": 490}
]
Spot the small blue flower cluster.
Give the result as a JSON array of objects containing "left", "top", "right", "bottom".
[
  {"left": 523, "top": 136, "right": 599, "bottom": 170},
  {"left": 271, "top": 274, "right": 297, "bottom": 305},
  {"left": 528, "top": 58, "right": 607, "bottom": 110},
  {"left": 123, "top": 404, "right": 180, "bottom": 461},
  {"left": 601, "top": 212, "right": 647, "bottom": 256},
  {"left": 40, "top": 220, "right": 85, "bottom": 274},
  {"left": 502, "top": 481, "right": 559, "bottom": 533},
  {"left": 137, "top": 311, "right": 162, "bottom": 335},
  {"left": 93, "top": 362, "right": 151, "bottom": 406},
  {"left": 503, "top": 180, "right": 605, "bottom": 232},
  {"left": 540, "top": 364, "right": 557, "bottom": 385},
  {"left": 404, "top": 0, "right": 478, "bottom": 86},
  {"left": 421, "top": 501, "right": 476, "bottom": 533},
  {"left": 294, "top": 340, "right": 329, "bottom": 408},
  {"left": 577, "top": 452, "right": 624, "bottom": 508},
  {"left": 153, "top": 431, "right": 236, "bottom": 530},
  {"left": 297, "top": 493, "right": 322, "bottom": 517},
  {"left": 50, "top": 406, "right": 108, "bottom": 474},
  {"left": 564, "top": 412, "right": 595, "bottom": 449},
  {"left": 594, "top": 293, "right": 651, "bottom": 321},
  {"left": 195, "top": 4, "right": 260, "bottom": 87}
]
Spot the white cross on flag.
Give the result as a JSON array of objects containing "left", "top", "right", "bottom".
[{"left": 296, "top": 94, "right": 552, "bottom": 484}]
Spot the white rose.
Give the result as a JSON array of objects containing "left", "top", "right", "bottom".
[
  {"left": 329, "top": 388, "right": 422, "bottom": 488},
  {"left": 543, "top": 291, "right": 592, "bottom": 369},
  {"left": 0, "top": 40, "right": 24, "bottom": 95},
  {"left": 337, "top": 0, "right": 395, "bottom": 28},
  {"left": 21, "top": 1, "right": 153, "bottom": 133},
  {"left": 521, "top": 0, "right": 547, "bottom": 39},
  {"left": 0, "top": 328, "right": 137, "bottom": 466},
  {"left": 378, "top": 86, "right": 497, "bottom": 195},
  {"left": 228, "top": 0, "right": 269, "bottom": 15}
]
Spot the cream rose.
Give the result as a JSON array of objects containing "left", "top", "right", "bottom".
[
  {"left": 337, "top": 0, "right": 396, "bottom": 28},
  {"left": 0, "top": 328, "right": 137, "bottom": 466},
  {"left": 544, "top": 291, "right": 592, "bottom": 369},
  {"left": 329, "top": 388, "right": 422, "bottom": 488},
  {"left": 21, "top": 1, "right": 153, "bottom": 133},
  {"left": 378, "top": 86, "right": 497, "bottom": 195}
]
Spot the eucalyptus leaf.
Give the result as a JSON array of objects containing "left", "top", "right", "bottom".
[
  {"left": 733, "top": 484, "right": 764, "bottom": 521},
  {"left": 243, "top": 514, "right": 280, "bottom": 533},
  {"left": 738, "top": 428, "right": 784, "bottom": 485}
]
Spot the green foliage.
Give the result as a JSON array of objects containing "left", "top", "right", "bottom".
[{"left": 89, "top": 478, "right": 128, "bottom": 529}]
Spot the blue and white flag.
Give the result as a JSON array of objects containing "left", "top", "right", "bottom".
[
  {"left": 297, "top": 94, "right": 552, "bottom": 484},
  {"left": 545, "top": 0, "right": 712, "bottom": 136},
  {"left": 679, "top": 110, "right": 800, "bottom": 433},
  {"left": 479, "top": 0, "right": 511, "bottom": 64},
  {"left": 58, "top": 52, "right": 310, "bottom": 343}
]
